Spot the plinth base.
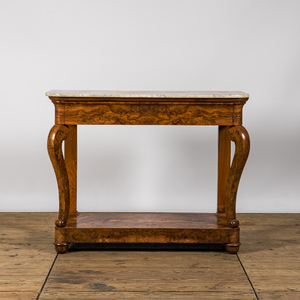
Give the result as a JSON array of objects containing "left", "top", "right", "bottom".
[{"left": 55, "top": 213, "right": 240, "bottom": 254}]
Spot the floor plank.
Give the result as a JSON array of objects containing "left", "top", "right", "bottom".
[
  {"left": 0, "top": 212, "right": 56, "bottom": 225},
  {"left": 44, "top": 250, "right": 251, "bottom": 292},
  {"left": 238, "top": 213, "right": 300, "bottom": 228},
  {"left": 0, "top": 230, "right": 53, "bottom": 244},
  {"left": 39, "top": 291, "right": 257, "bottom": 299},
  {"left": 238, "top": 214, "right": 300, "bottom": 293},
  {"left": 257, "top": 292, "right": 300, "bottom": 300},
  {"left": 0, "top": 213, "right": 56, "bottom": 293},
  {"left": 0, "top": 292, "right": 38, "bottom": 300},
  {"left": 0, "top": 277, "right": 48, "bottom": 292}
]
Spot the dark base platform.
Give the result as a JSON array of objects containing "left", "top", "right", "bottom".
[{"left": 55, "top": 213, "right": 240, "bottom": 254}]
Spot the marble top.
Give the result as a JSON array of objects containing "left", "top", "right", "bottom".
[{"left": 46, "top": 90, "right": 249, "bottom": 99}]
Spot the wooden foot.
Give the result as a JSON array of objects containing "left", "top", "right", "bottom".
[
  {"left": 225, "top": 243, "right": 240, "bottom": 254},
  {"left": 54, "top": 242, "right": 69, "bottom": 254}
]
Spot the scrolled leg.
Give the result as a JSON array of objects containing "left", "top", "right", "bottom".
[
  {"left": 48, "top": 125, "right": 70, "bottom": 227},
  {"left": 225, "top": 126, "right": 250, "bottom": 228}
]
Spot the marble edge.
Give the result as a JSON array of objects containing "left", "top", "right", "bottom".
[{"left": 46, "top": 90, "right": 249, "bottom": 98}]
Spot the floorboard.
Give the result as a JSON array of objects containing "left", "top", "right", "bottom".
[
  {"left": 257, "top": 292, "right": 300, "bottom": 300},
  {"left": 39, "top": 291, "right": 257, "bottom": 299},
  {"left": 0, "top": 292, "right": 38, "bottom": 300},
  {"left": 238, "top": 214, "right": 300, "bottom": 293},
  {"left": 44, "top": 249, "right": 251, "bottom": 292},
  {"left": 0, "top": 213, "right": 56, "bottom": 294}
]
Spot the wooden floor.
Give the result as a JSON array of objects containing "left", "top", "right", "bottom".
[{"left": 1, "top": 213, "right": 300, "bottom": 300}]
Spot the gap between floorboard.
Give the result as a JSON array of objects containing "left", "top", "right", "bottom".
[
  {"left": 36, "top": 253, "right": 58, "bottom": 300},
  {"left": 237, "top": 253, "right": 260, "bottom": 300}
]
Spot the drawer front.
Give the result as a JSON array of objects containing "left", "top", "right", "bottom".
[{"left": 54, "top": 102, "right": 243, "bottom": 126}]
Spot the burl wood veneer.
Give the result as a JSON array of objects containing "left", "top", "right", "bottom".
[{"left": 47, "top": 90, "right": 250, "bottom": 254}]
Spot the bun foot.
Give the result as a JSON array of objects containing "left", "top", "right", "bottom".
[
  {"left": 54, "top": 242, "right": 69, "bottom": 254},
  {"left": 225, "top": 243, "right": 240, "bottom": 254}
]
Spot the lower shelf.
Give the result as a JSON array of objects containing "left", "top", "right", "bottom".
[{"left": 55, "top": 212, "right": 239, "bottom": 245}]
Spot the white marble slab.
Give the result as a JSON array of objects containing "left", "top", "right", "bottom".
[{"left": 46, "top": 90, "right": 249, "bottom": 98}]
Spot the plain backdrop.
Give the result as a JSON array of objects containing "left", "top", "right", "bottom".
[{"left": 0, "top": 0, "right": 299, "bottom": 212}]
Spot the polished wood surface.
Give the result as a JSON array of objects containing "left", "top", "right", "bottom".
[
  {"left": 39, "top": 292, "right": 257, "bottom": 299},
  {"left": 65, "top": 212, "right": 230, "bottom": 228},
  {"left": 226, "top": 125, "right": 250, "bottom": 228},
  {"left": 47, "top": 125, "right": 70, "bottom": 228},
  {"left": 64, "top": 125, "right": 77, "bottom": 214},
  {"left": 0, "top": 212, "right": 56, "bottom": 298},
  {"left": 217, "top": 125, "right": 231, "bottom": 215},
  {"left": 55, "top": 213, "right": 239, "bottom": 248},
  {"left": 2, "top": 213, "right": 299, "bottom": 299},
  {"left": 47, "top": 91, "right": 250, "bottom": 254},
  {"left": 51, "top": 98, "right": 245, "bottom": 126}
]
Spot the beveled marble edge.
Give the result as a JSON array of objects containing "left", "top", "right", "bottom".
[{"left": 46, "top": 90, "right": 249, "bottom": 98}]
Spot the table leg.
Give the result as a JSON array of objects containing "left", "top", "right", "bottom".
[
  {"left": 225, "top": 125, "right": 250, "bottom": 253},
  {"left": 47, "top": 125, "right": 70, "bottom": 228},
  {"left": 217, "top": 126, "right": 231, "bottom": 215},
  {"left": 65, "top": 125, "right": 77, "bottom": 214},
  {"left": 48, "top": 125, "right": 71, "bottom": 253}
]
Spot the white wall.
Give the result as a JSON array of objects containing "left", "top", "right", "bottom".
[{"left": 1, "top": 0, "right": 299, "bottom": 212}]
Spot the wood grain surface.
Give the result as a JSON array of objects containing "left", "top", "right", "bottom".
[
  {"left": 0, "top": 292, "right": 39, "bottom": 300},
  {"left": 47, "top": 125, "right": 70, "bottom": 228},
  {"left": 55, "top": 213, "right": 239, "bottom": 245},
  {"left": 238, "top": 213, "right": 300, "bottom": 294},
  {"left": 53, "top": 101, "right": 244, "bottom": 126},
  {"left": 0, "top": 213, "right": 57, "bottom": 295},
  {"left": 226, "top": 126, "right": 250, "bottom": 228},
  {"left": 257, "top": 293, "right": 300, "bottom": 300},
  {"left": 39, "top": 291, "right": 257, "bottom": 299},
  {"left": 64, "top": 125, "right": 77, "bottom": 214},
  {"left": 44, "top": 251, "right": 251, "bottom": 293},
  {"left": 217, "top": 125, "right": 231, "bottom": 215}
]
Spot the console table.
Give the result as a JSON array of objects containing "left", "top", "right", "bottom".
[{"left": 47, "top": 90, "right": 250, "bottom": 254}]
